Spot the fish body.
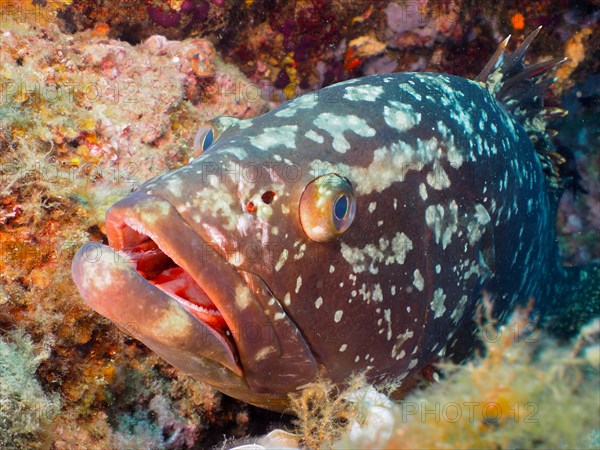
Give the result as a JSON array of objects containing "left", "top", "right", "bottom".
[{"left": 73, "top": 31, "right": 568, "bottom": 411}]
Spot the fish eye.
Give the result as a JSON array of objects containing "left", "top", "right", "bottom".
[
  {"left": 300, "top": 174, "right": 356, "bottom": 242},
  {"left": 204, "top": 129, "right": 214, "bottom": 148},
  {"left": 334, "top": 194, "right": 349, "bottom": 221},
  {"left": 193, "top": 125, "right": 219, "bottom": 157}
]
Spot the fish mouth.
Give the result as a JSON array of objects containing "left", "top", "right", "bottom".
[
  {"left": 72, "top": 192, "right": 317, "bottom": 397},
  {"left": 106, "top": 201, "right": 241, "bottom": 372},
  {"left": 127, "top": 240, "right": 232, "bottom": 344}
]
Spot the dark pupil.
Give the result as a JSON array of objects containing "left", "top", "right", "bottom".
[
  {"left": 334, "top": 195, "right": 348, "bottom": 221},
  {"left": 203, "top": 129, "right": 214, "bottom": 149}
]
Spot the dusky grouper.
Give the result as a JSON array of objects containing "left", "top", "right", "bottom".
[{"left": 72, "top": 28, "right": 599, "bottom": 411}]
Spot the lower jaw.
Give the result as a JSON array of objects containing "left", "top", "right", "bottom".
[{"left": 71, "top": 241, "right": 243, "bottom": 375}]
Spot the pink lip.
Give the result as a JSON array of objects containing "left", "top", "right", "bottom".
[{"left": 72, "top": 239, "right": 242, "bottom": 375}]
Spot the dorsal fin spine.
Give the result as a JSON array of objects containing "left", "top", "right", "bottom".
[{"left": 476, "top": 27, "right": 568, "bottom": 190}]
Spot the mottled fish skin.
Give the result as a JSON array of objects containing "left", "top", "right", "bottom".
[{"left": 72, "top": 69, "right": 560, "bottom": 410}]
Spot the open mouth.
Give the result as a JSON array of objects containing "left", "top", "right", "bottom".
[
  {"left": 124, "top": 235, "right": 230, "bottom": 333},
  {"left": 107, "top": 210, "right": 241, "bottom": 365}
]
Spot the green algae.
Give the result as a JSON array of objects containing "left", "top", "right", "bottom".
[{"left": 0, "top": 330, "right": 60, "bottom": 450}]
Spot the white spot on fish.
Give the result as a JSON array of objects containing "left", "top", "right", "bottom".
[
  {"left": 451, "top": 295, "right": 468, "bottom": 323},
  {"left": 295, "top": 276, "right": 302, "bottom": 294},
  {"left": 249, "top": 125, "right": 298, "bottom": 150},
  {"left": 427, "top": 161, "right": 451, "bottom": 190},
  {"left": 419, "top": 183, "right": 428, "bottom": 200},
  {"left": 294, "top": 243, "right": 306, "bottom": 260},
  {"left": 467, "top": 204, "right": 491, "bottom": 245},
  {"left": 383, "top": 101, "right": 421, "bottom": 132},
  {"left": 430, "top": 288, "right": 447, "bottom": 319},
  {"left": 164, "top": 177, "right": 183, "bottom": 197},
  {"left": 305, "top": 129, "right": 324, "bottom": 143},
  {"left": 313, "top": 113, "right": 376, "bottom": 153},
  {"left": 337, "top": 137, "right": 439, "bottom": 195},
  {"left": 254, "top": 346, "right": 276, "bottom": 361},
  {"left": 340, "top": 232, "right": 413, "bottom": 273},
  {"left": 373, "top": 284, "right": 383, "bottom": 302},
  {"left": 413, "top": 269, "right": 424, "bottom": 292},
  {"left": 384, "top": 309, "right": 392, "bottom": 341},
  {"left": 315, "top": 297, "right": 323, "bottom": 309},
  {"left": 275, "top": 249, "right": 288, "bottom": 271},
  {"left": 344, "top": 84, "right": 384, "bottom": 102},
  {"left": 392, "top": 329, "right": 414, "bottom": 359},
  {"left": 274, "top": 93, "right": 318, "bottom": 118},
  {"left": 399, "top": 83, "right": 422, "bottom": 101},
  {"left": 425, "top": 201, "right": 458, "bottom": 249},
  {"left": 334, "top": 310, "right": 343, "bottom": 323},
  {"left": 235, "top": 284, "right": 253, "bottom": 309}
]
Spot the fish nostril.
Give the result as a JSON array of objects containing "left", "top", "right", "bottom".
[
  {"left": 261, "top": 191, "right": 275, "bottom": 204},
  {"left": 245, "top": 201, "right": 257, "bottom": 214}
]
